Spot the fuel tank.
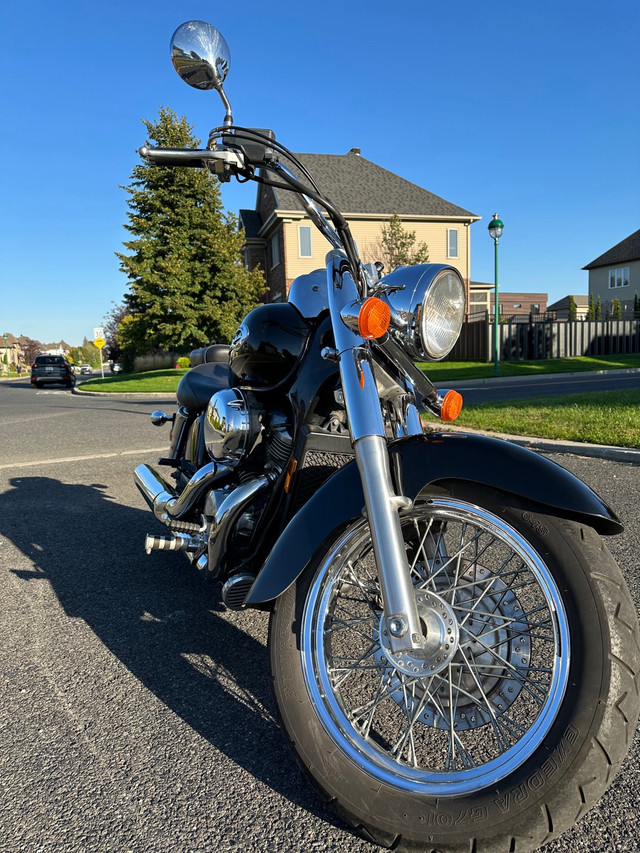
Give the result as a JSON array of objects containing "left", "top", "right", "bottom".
[{"left": 229, "top": 302, "right": 311, "bottom": 390}]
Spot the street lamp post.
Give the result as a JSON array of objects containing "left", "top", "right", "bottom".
[
  {"left": 488, "top": 214, "right": 504, "bottom": 373},
  {"left": 2, "top": 332, "right": 8, "bottom": 372}
]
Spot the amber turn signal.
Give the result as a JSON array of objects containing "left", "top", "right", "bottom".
[
  {"left": 440, "top": 390, "right": 463, "bottom": 422},
  {"left": 358, "top": 297, "right": 391, "bottom": 340}
]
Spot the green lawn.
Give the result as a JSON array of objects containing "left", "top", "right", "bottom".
[
  {"left": 81, "top": 368, "right": 188, "bottom": 393},
  {"left": 419, "top": 353, "right": 640, "bottom": 382},
  {"left": 453, "top": 388, "right": 640, "bottom": 448}
]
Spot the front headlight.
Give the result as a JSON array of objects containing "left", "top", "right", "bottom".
[{"left": 376, "top": 264, "right": 466, "bottom": 361}]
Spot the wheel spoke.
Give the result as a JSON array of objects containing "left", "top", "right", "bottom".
[{"left": 302, "top": 497, "right": 570, "bottom": 794}]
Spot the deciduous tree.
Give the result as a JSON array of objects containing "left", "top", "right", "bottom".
[{"left": 364, "top": 213, "right": 430, "bottom": 272}]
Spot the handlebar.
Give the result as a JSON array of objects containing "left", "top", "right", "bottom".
[{"left": 139, "top": 146, "right": 244, "bottom": 180}]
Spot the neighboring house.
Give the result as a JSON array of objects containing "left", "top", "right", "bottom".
[
  {"left": 42, "top": 340, "right": 72, "bottom": 356},
  {"left": 583, "top": 228, "right": 640, "bottom": 315},
  {"left": 547, "top": 295, "right": 589, "bottom": 320},
  {"left": 1, "top": 333, "right": 21, "bottom": 368},
  {"left": 468, "top": 282, "right": 547, "bottom": 319},
  {"left": 240, "top": 148, "right": 479, "bottom": 303}
]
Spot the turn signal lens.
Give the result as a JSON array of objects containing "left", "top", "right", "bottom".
[
  {"left": 440, "top": 390, "right": 463, "bottom": 422},
  {"left": 358, "top": 297, "right": 391, "bottom": 340}
]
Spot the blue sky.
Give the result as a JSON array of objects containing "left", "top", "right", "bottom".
[{"left": 1, "top": 0, "right": 638, "bottom": 346}]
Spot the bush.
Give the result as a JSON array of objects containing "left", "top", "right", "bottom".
[{"left": 175, "top": 357, "right": 191, "bottom": 369}]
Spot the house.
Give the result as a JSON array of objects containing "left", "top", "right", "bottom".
[
  {"left": 583, "top": 228, "right": 640, "bottom": 315},
  {"left": 42, "top": 340, "right": 72, "bottom": 356},
  {"left": 1, "top": 333, "right": 20, "bottom": 370},
  {"left": 547, "top": 295, "right": 590, "bottom": 320},
  {"left": 468, "top": 282, "right": 547, "bottom": 319},
  {"left": 240, "top": 148, "right": 479, "bottom": 302}
]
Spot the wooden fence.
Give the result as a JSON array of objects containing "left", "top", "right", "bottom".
[{"left": 451, "top": 317, "right": 640, "bottom": 362}]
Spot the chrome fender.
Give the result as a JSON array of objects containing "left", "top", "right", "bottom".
[{"left": 245, "top": 432, "right": 622, "bottom": 605}]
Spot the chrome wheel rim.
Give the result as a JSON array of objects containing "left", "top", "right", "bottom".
[{"left": 301, "top": 498, "right": 570, "bottom": 795}]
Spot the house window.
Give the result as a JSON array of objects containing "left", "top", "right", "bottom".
[
  {"left": 270, "top": 233, "right": 281, "bottom": 268},
  {"left": 513, "top": 303, "right": 522, "bottom": 309},
  {"left": 531, "top": 304, "right": 540, "bottom": 313},
  {"left": 299, "top": 225, "right": 312, "bottom": 257},
  {"left": 608, "top": 267, "right": 630, "bottom": 288},
  {"left": 447, "top": 228, "right": 459, "bottom": 258}
]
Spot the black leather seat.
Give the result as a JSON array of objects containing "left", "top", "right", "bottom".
[{"left": 177, "top": 361, "right": 230, "bottom": 413}]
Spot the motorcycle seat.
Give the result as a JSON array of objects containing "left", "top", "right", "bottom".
[{"left": 177, "top": 362, "right": 231, "bottom": 413}]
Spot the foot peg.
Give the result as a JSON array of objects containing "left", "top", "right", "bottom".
[{"left": 144, "top": 533, "right": 200, "bottom": 555}]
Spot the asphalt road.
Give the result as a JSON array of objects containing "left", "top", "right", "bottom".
[{"left": 1, "top": 378, "right": 639, "bottom": 853}]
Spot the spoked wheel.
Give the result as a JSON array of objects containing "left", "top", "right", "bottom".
[{"left": 270, "top": 488, "right": 640, "bottom": 853}]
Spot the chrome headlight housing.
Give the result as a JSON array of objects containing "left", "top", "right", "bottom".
[{"left": 376, "top": 264, "right": 466, "bottom": 361}]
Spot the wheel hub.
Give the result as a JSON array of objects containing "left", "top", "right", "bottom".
[{"left": 377, "top": 589, "right": 459, "bottom": 677}]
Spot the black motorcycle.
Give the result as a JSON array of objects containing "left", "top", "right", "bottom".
[{"left": 134, "top": 20, "right": 640, "bottom": 853}]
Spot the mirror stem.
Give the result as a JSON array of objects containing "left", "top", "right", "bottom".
[{"left": 218, "top": 89, "right": 233, "bottom": 127}]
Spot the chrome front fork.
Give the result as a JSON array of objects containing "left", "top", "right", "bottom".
[{"left": 326, "top": 252, "right": 427, "bottom": 656}]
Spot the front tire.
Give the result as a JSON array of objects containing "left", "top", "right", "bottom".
[{"left": 269, "top": 487, "right": 640, "bottom": 852}]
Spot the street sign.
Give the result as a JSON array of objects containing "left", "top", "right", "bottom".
[
  {"left": 93, "top": 327, "right": 104, "bottom": 340},
  {"left": 94, "top": 337, "right": 106, "bottom": 350}
]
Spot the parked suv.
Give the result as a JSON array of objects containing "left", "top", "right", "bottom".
[{"left": 31, "top": 355, "right": 76, "bottom": 388}]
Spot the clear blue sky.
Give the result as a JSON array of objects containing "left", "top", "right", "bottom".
[{"left": 1, "top": 0, "right": 638, "bottom": 346}]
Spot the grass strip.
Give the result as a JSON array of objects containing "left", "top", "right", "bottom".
[
  {"left": 81, "top": 368, "right": 188, "bottom": 393},
  {"left": 455, "top": 388, "right": 640, "bottom": 448}
]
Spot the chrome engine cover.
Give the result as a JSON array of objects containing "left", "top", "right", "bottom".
[{"left": 204, "top": 388, "right": 259, "bottom": 465}]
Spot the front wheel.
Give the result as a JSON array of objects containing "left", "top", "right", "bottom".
[{"left": 269, "top": 487, "right": 640, "bottom": 852}]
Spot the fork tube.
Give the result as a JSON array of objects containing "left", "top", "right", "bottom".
[{"left": 326, "top": 251, "right": 426, "bottom": 655}]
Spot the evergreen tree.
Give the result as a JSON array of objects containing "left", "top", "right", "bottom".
[
  {"left": 117, "top": 107, "right": 265, "bottom": 356},
  {"left": 611, "top": 297, "right": 622, "bottom": 320},
  {"left": 634, "top": 293, "right": 639, "bottom": 318},
  {"left": 376, "top": 213, "right": 430, "bottom": 271},
  {"left": 586, "top": 294, "right": 595, "bottom": 321},
  {"left": 568, "top": 295, "right": 577, "bottom": 321},
  {"left": 595, "top": 296, "right": 602, "bottom": 321}
]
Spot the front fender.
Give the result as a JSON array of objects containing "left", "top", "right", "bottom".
[{"left": 245, "top": 432, "right": 622, "bottom": 605}]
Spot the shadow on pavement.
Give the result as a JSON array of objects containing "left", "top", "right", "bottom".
[{"left": 0, "top": 474, "right": 343, "bottom": 830}]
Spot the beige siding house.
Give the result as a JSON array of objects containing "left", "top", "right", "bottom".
[
  {"left": 240, "top": 149, "right": 479, "bottom": 303},
  {"left": 583, "top": 229, "right": 640, "bottom": 315}
]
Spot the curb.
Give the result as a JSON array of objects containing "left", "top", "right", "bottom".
[
  {"left": 72, "top": 387, "right": 177, "bottom": 399},
  {"left": 426, "top": 424, "right": 640, "bottom": 464}
]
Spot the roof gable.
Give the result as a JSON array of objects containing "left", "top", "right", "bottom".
[
  {"left": 583, "top": 228, "right": 640, "bottom": 269},
  {"left": 270, "top": 151, "right": 478, "bottom": 219}
]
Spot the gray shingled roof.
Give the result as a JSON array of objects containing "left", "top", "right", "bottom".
[
  {"left": 273, "top": 151, "right": 478, "bottom": 219},
  {"left": 583, "top": 229, "right": 640, "bottom": 269},
  {"left": 239, "top": 208, "right": 262, "bottom": 239}
]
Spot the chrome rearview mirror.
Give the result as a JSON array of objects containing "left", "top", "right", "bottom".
[{"left": 170, "top": 20, "right": 233, "bottom": 124}]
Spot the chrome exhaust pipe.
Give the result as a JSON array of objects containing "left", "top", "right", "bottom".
[
  {"left": 134, "top": 462, "right": 230, "bottom": 523},
  {"left": 207, "top": 474, "right": 270, "bottom": 578}
]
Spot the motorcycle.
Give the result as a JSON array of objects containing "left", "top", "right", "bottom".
[{"left": 134, "top": 20, "right": 640, "bottom": 853}]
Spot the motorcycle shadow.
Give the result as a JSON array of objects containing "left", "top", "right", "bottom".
[{"left": 0, "top": 475, "right": 344, "bottom": 830}]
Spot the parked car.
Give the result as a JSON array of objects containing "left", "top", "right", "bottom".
[
  {"left": 30, "top": 355, "right": 76, "bottom": 388},
  {"left": 79, "top": 364, "right": 92, "bottom": 374}
]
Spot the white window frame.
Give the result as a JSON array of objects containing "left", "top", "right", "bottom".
[
  {"left": 608, "top": 266, "right": 630, "bottom": 288},
  {"left": 447, "top": 228, "right": 459, "bottom": 259},
  {"left": 298, "top": 225, "right": 312, "bottom": 258},
  {"left": 270, "top": 232, "right": 281, "bottom": 269}
]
